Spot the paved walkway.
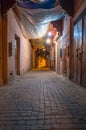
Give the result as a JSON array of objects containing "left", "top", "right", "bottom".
[{"left": 0, "top": 71, "right": 86, "bottom": 130}]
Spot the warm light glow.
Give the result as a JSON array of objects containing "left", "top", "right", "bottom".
[
  {"left": 48, "top": 32, "right": 52, "bottom": 36},
  {"left": 46, "top": 39, "right": 51, "bottom": 44},
  {"left": 43, "top": 48, "right": 46, "bottom": 51},
  {"left": 37, "top": 56, "right": 46, "bottom": 68}
]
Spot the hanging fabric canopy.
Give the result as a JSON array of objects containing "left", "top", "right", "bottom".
[
  {"left": 17, "top": 0, "right": 58, "bottom": 9},
  {"left": 14, "top": 0, "right": 65, "bottom": 39}
]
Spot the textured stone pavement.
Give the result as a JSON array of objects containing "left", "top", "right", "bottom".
[{"left": 0, "top": 71, "right": 86, "bottom": 130}]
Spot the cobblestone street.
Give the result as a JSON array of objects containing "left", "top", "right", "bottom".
[{"left": 0, "top": 71, "right": 86, "bottom": 130}]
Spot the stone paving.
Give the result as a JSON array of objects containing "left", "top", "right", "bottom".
[{"left": 0, "top": 71, "right": 86, "bottom": 130}]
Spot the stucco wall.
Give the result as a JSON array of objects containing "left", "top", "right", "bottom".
[
  {"left": 60, "top": 14, "right": 71, "bottom": 78},
  {"left": 55, "top": 38, "right": 62, "bottom": 74},
  {"left": 7, "top": 9, "right": 32, "bottom": 79}
]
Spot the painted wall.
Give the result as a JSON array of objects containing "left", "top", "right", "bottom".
[{"left": 7, "top": 9, "right": 32, "bottom": 79}]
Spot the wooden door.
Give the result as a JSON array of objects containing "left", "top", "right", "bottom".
[
  {"left": 82, "top": 15, "right": 86, "bottom": 86},
  {"left": 73, "top": 24, "right": 77, "bottom": 81},
  {"left": 63, "top": 46, "right": 67, "bottom": 74},
  {"left": 57, "top": 43, "right": 60, "bottom": 74},
  {"left": 73, "top": 19, "right": 82, "bottom": 84},
  {"left": 76, "top": 19, "right": 82, "bottom": 84},
  {"left": 15, "top": 35, "right": 20, "bottom": 75}
]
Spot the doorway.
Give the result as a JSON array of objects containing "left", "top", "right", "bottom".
[
  {"left": 63, "top": 46, "right": 67, "bottom": 74},
  {"left": 15, "top": 35, "right": 20, "bottom": 75}
]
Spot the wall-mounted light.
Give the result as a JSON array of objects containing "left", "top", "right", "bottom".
[
  {"left": 46, "top": 38, "right": 51, "bottom": 44},
  {"left": 47, "top": 31, "right": 52, "bottom": 37}
]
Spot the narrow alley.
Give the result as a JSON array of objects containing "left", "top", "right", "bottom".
[
  {"left": 0, "top": 71, "right": 86, "bottom": 130},
  {"left": 0, "top": 0, "right": 86, "bottom": 130}
]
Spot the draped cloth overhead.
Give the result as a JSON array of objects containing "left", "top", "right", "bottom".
[
  {"left": 17, "top": 0, "right": 58, "bottom": 9},
  {"left": 14, "top": 0, "right": 65, "bottom": 39}
]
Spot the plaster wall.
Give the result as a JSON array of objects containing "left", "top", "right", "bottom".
[
  {"left": 7, "top": 9, "right": 32, "bottom": 79},
  {"left": 60, "top": 15, "right": 71, "bottom": 78},
  {"left": 55, "top": 38, "right": 62, "bottom": 74}
]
